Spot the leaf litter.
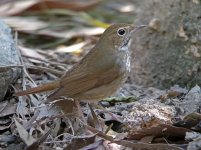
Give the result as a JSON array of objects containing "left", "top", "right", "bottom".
[{"left": 0, "top": 0, "right": 201, "bottom": 149}]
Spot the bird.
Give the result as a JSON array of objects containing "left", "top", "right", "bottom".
[{"left": 15, "top": 24, "right": 146, "bottom": 112}]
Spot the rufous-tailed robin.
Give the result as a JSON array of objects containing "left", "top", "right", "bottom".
[{"left": 15, "top": 24, "right": 146, "bottom": 111}]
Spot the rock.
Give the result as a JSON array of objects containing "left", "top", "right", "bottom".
[
  {"left": 186, "top": 132, "right": 201, "bottom": 150},
  {"left": 131, "top": 0, "right": 201, "bottom": 88},
  {"left": 0, "top": 19, "right": 21, "bottom": 101},
  {"left": 178, "top": 85, "right": 201, "bottom": 116}
]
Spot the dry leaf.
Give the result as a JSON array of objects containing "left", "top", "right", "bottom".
[
  {"left": 3, "top": 16, "right": 105, "bottom": 39},
  {"left": 86, "top": 124, "right": 183, "bottom": 150},
  {"left": 0, "top": 101, "right": 17, "bottom": 117},
  {"left": 32, "top": 27, "right": 105, "bottom": 39},
  {"left": 16, "top": 98, "right": 29, "bottom": 119},
  {"left": 0, "top": 135, "right": 16, "bottom": 144},
  {"left": 174, "top": 112, "right": 201, "bottom": 130},
  {"left": 14, "top": 118, "right": 36, "bottom": 146},
  {"left": 64, "top": 134, "right": 96, "bottom": 150},
  {"left": 2, "top": 17, "right": 48, "bottom": 31},
  {"left": 0, "top": 0, "right": 101, "bottom": 16},
  {"left": 56, "top": 41, "right": 89, "bottom": 54},
  {"left": 82, "top": 140, "right": 103, "bottom": 150},
  {"left": 19, "top": 46, "right": 47, "bottom": 63},
  {"left": 127, "top": 123, "right": 191, "bottom": 141},
  {"left": 26, "top": 130, "right": 51, "bottom": 150},
  {"left": 0, "top": 125, "right": 10, "bottom": 131}
]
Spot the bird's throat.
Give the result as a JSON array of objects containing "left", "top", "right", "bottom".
[
  {"left": 119, "top": 45, "right": 129, "bottom": 51},
  {"left": 118, "top": 37, "right": 130, "bottom": 52}
]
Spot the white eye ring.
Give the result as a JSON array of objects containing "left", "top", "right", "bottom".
[{"left": 117, "top": 28, "right": 126, "bottom": 36}]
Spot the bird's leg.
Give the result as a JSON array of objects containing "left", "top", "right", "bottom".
[{"left": 75, "top": 100, "right": 87, "bottom": 123}]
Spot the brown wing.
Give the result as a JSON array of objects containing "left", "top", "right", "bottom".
[{"left": 47, "top": 66, "right": 120, "bottom": 101}]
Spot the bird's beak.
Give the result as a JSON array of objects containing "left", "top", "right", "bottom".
[{"left": 130, "top": 25, "right": 147, "bottom": 34}]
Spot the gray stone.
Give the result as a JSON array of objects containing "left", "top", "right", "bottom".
[
  {"left": 131, "top": 0, "right": 201, "bottom": 88},
  {"left": 0, "top": 19, "right": 21, "bottom": 100}
]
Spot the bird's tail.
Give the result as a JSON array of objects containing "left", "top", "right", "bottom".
[{"left": 14, "top": 81, "right": 60, "bottom": 96}]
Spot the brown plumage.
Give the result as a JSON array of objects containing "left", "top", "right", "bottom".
[{"left": 15, "top": 24, "right": 146, "bottom": 105}]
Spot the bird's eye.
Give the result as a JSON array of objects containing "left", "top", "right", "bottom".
[{"left": 117, "top": 28, "right": 126, "bottom": 36}]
